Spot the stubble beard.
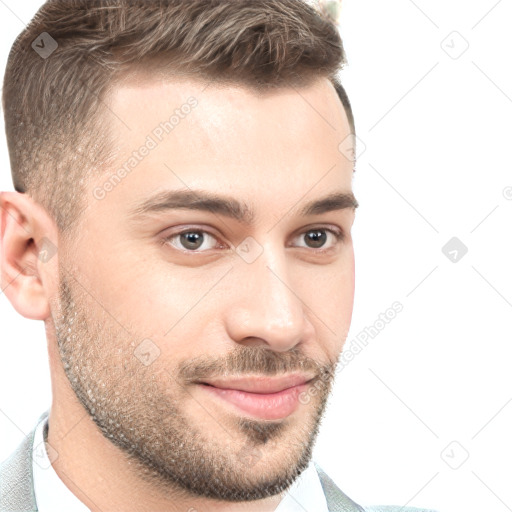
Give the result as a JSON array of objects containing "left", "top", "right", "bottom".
[{"left": 53, "top": 270, "right": 338, "bottom": 502}]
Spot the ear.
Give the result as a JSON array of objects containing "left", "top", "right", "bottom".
[{"left": 0, "top": 191, "right": 58, "bottom": 320}]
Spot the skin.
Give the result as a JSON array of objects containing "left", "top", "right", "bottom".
[{"left": 0, "top": 74, "right": 356, "bottom": 512}]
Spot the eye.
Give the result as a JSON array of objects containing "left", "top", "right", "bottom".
[
  {"left": 162, "top": 229, "right": 223, "bottom": 252},
  {"left": 292, "top": 227, "right": 345, "bottom": 251}
]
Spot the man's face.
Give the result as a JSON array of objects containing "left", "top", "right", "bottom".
[{"left": 52, "top": 75, "right": 356, "bottom": 501}]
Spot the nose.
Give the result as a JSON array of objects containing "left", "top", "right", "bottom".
[{"left": 224, "top": 246, "right": 314, "bottom": 352}]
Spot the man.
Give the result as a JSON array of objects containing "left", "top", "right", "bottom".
[{"left": 0, "top": 1, "right": 438, "bottom": 511}]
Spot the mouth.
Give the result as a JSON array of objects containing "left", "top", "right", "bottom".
[{"left": 195, "top": 374, "right": 317, "bottom": 420}]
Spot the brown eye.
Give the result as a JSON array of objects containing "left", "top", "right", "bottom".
[
  {"left": 293, "top": 228, "right": 344, "bottom": 251},
  {"left": 163, "top": 230, "right": 220, "bottom": 252},
  {"left": 304, "top": 230, "right": 327, "bottom": 249},
  {"left": 178, "top": 231, "right": 205, "bottom": 251}
]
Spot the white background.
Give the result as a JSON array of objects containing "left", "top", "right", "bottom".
[{"left": 1, "top": 1, "right": 511, "bottom": 511}]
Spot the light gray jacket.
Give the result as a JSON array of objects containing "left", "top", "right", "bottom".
[{"left": 0, "top": 411, "right": 438, "bottom": 512}]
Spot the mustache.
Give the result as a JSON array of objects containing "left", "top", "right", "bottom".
[{"left": 177, "top": 345, "right": 339, "bottom": 383}]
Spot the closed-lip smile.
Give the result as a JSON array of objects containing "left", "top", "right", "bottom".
[{"left": 196, "top": 373, "right": 317, "bottom": 394}]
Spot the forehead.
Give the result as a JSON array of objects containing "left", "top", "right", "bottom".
[{"left": 91, "top": 75, "right": 354, "bottom": 219}]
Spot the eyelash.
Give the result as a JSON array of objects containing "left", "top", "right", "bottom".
[{"left": 159, "top": 226, "right": 345, "bottom": 255}]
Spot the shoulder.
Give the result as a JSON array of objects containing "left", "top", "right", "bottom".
[
  {"left": 314, "top": 462, "right": 438, "bottom": 512},
  {"left": 0, "top": 412, "right": 45, "bottom": 512}
]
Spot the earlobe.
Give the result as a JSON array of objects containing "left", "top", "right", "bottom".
[{"left": 0, "top": 191, "right": 56, "bottom": 320}]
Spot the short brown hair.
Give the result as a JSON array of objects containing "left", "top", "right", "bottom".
[{"left": 2, "top": 0, "right": 354, "bottom": 235}]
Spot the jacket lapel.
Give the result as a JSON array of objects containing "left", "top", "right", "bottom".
[
  {"left": 0, "top": 413, "right": 42, "bottom": 512},
  {"left": 315, "top": 461, "right": 365, "bottom": 512}
]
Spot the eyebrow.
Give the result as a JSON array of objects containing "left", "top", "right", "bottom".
[{"left": 128, "top": 189, "right": 359, "bottom": 224}]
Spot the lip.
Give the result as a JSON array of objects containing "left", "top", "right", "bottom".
[
  {"left": 197, "top": 374, "right": 316, "bottom": 394},
  {"left": 196, "top": 374, "right": 316, "bottom": 420}
]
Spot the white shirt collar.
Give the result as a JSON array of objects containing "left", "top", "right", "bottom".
[
  {"left": 32, "top": 413, "right": 328, "bottom": 512},
  {"left": 274, "top": 459, "right": 329, "bottom": 512}
]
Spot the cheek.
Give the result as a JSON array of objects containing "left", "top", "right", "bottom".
[
  {"left": 314, "top": 251, "right": 355, "bottom": 341},
  {"left": 75, "top": 252, "right": 195, "bottom": 341},
  {"left": 117, "top": 270, "right": 226, "bottom": 360},
  {"left": 334, "top": 270, "right": 355, "bottom": 331}
]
